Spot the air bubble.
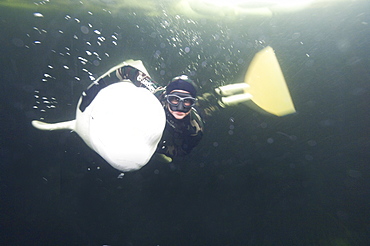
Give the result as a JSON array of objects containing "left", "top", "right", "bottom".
[
  {"left": 33, "top": 12, "right": 44, "bottom": 18},
  {"left": 81, "top": 26, "right": 89, "bottom": 34}
]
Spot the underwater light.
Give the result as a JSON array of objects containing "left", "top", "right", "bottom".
[
  {"left": 199, "top": 0, "right": 314, "bottom": 8},
  {"left": 181, "top": 0, "right": 318, "bottom": 18}
]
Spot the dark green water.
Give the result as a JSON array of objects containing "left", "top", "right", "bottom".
[{"left": 0, "top": 0, "right": 369, "bottom": 245}]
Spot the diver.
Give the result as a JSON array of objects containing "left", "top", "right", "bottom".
[{"left": 79, "top": 63, "right": 206, "bottom": 163}]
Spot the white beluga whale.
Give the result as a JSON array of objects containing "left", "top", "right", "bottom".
[{"left": 32, "top": 60, "right": 166, "bottom": 172}]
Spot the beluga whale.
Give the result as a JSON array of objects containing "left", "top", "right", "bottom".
[{"left": 32, "top": 60, "right": 166, "bottom": 172}]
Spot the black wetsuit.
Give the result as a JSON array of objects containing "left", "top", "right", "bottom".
[{"left": 79, "top": 64, "right": 204, "bottom": 159}]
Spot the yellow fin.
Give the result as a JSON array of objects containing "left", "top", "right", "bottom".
[{"left": 245, "top": 46, "right": 296, "bottom": 116}]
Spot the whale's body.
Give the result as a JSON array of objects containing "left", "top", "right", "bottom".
[{"left": 32, "top": 81, "right": 166, "bottom": 172}]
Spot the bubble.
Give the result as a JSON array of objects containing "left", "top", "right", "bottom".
[
  {"left": 154, "top": 50, "right": 161, "bottom": 59},
  {"left": 185, "top": 47, "right": 190, "bottom": 53},
  {"left": 213, "top": 142, "right": 219, "bottom": 147},
  {"left": 33, "top": 12, "right": 44, "bottom": 18},
  {"left": 81, "top": 26, "right": 89, "bottom": 34},
  {"left": 267, "top": 138, "right": 274, "bottom": 144},
  {"left": 228, "top": 130, "right": 234, "bottom": 135}
]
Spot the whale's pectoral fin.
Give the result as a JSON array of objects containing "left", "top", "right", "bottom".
[{"left": 32, "top": 120, "right": 76, "bottom": 131}]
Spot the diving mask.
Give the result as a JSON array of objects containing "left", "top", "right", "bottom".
[{"left": 166, "top": 92, "right": 196, "bottom": 113}]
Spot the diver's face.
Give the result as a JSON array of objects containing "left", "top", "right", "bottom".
[{"left": 167, "top": 90, "right": 193, "bottom": 120}]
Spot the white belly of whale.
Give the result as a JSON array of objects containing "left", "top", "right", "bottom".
[{"left": 32, "top": 82, "right": 166, "bottom": 172}]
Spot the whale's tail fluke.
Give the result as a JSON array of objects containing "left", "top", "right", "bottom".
[{"left": 32, "top": 120, "right": 76, "bottom": 131}]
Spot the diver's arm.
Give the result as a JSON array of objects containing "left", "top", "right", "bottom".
[
  {"left": 79, "top": 63, "right": 164, "bottom": 112},
  {"left": 112, "top": 65, "right": 165, "bottom": 98},
  {"left": 118, "top": 66, "right": 161, "bottom": 92}
]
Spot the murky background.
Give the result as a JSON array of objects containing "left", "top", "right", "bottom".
[{"left": 0, "top": 0, "right": 369, "bottom": 245}]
